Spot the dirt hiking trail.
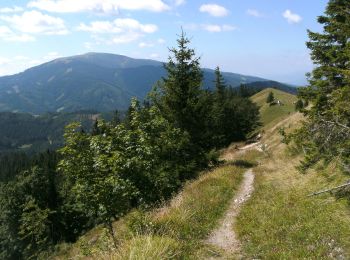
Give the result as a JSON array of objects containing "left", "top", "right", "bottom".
[{"left": 206, "top": 169, "right": 255, "bottom": 259}]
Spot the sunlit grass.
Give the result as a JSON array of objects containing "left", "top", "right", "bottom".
[{"left": 235, "top": 116, "right": 350, "bottom": 259}]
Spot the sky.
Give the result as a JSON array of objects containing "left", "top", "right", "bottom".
[{"left": 0, "top": 0, "right": 329, "bottom": 85}]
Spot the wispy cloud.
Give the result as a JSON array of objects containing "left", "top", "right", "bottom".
[
  {"left": 28, "top": 0, "right": 170, "bottom": 14},
  {"left": 283, "top": 10, "right": 302, "bottom": 24},
  {"left": 0, "top": 6, "right": 24, "bottom": 13},
  {"left": 149, "top": 53, "right": 160, "bottom": 58},
  {"left": 0, "top": 25, "right": 35, "bottom": 42},
  {"left": 203, "top": 24, "right": 236, "bottom": 32},
  {"left": 199, "top": 4, "right": 229, "bottom": 17},
  {"left": 139, "top": 42, "right": 155, "bottom": 48},
  {"left": 183, "top": 23, "right": 236, "bottom": 33},
  {"left": 246, "top": 9, "right": 263, "bottom": 18},
  {"left": 77, "top": 18, "right": 157, "bottom": 34}
]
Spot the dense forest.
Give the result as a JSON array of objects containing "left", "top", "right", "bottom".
[
  {"left": 0, "top": 33, "right": 260, "bottom": 259},
  {"left": 0, "top": 111, "right": 103, "bottom": 154}
]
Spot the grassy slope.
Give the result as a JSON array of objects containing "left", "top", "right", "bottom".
[
  {"left": 53, "top": 164, "right": 251, "bottom": 259},
  {"left": 236, "top": 112, "right": 350, "bottom": 259},
  {"left": 250, "top": 88, "right": 297, "bottom": 130}
]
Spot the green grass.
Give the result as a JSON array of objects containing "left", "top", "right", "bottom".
[
  {"left": 235, "top": 115, "right": 350, "bottom": 259},
  {"left": 251, "top": 88, "right": 297, "bottom": 129}
]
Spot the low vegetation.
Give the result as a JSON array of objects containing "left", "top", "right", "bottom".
[
  {"left": 236, "top": 113, "right": 350, "bottom": 259},
  {"left": 55, "top": 164, "right": 246, "bottom": 259}
]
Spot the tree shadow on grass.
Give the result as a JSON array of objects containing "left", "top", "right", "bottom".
[{"left": 229, "top": 159, "right": 257, "bottom": 168}]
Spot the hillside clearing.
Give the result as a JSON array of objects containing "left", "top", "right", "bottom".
[{"left": 250, "top": 88, "right": 297, "bottom": 130}]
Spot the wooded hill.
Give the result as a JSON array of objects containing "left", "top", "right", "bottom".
[{"left": 0, "top": 52, "right": 295, "bottom": 114}]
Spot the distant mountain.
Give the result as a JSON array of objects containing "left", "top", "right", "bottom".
[
  {"left": 0, "top": 52, "right": 294, "bottom": 113},
  {"left": 244, "top": 81, "right": 298, "bottom": 95}
]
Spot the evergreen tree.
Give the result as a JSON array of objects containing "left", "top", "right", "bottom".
[
  {"left": 112, "top": 109, "right": 121, "bottom": 126},
  {"left": 211, "top": 67, "right": 227, "bottom": 147},
  {"left": 238, "top": 84, "right": 250, "bottom": 98},
  {"left": 153, "top": 31, "right": 212, "bottom": 162},
  {"left": 290, "top": 0, "right": 350, "bottom": 173},
  {"left": 266, "top": 91, "right": 275, "bottom": 103},
  {"left": 214, "top": 66, "right": 226, "bottom": 101},
  {"left": 295, "top": 99, "right": 304, "bottom": 111},
  {"left": 91, "top": 119, "right": 100, "bottom": 135}
]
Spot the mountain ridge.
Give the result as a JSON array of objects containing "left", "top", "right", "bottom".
[{"left": 0, "top": 52, "right": 295, "bottom": 114}]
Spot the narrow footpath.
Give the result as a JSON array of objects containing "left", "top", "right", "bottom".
[{"left": 207, "top": 169, "right": 255, "bottom": 259}]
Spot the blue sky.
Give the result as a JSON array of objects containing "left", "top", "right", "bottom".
[{"left": 0, "top": 0, "right": 329, "bottom": 85}]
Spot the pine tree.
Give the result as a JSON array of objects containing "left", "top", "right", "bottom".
[
  {"left": 211, "top": 67, "right": 227, "bottom": 147},
  {"left": 266, "top": 91, "right": 274, "bottom": 103},
  {"left": 111, "top": 110, "right": 121, "bottom": 126},
  {"left": 214, "top": 66, "right": 226, "bottom": 101},
  {"left": 290, "top": 0, "right": 350, "bottom": 173},
  {"left": 295, "top": 99, "right": 304, "bottom": 111},
  {"left": 154, "top": 31, "right": 207, "bottom": 153}
]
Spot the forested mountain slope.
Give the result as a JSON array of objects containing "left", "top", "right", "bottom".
[{"left": 0, "top": 52, "right": 293, "bottom": 113}]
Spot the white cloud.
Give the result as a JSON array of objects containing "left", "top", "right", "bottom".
[
  {"left": 0, "top": 52, "right": 62, "bottom": 76},
  {"left": 77, "top": 18, "right": 157, "bottom": 45},
  {"left": 0, "top": 57, "right": 10, "bottom": 66},
  {"left": 1, "top": 11, "right": 69, "bottom": 35},
  {"left": 84, "top": 42, "right": 93, "bottom": 50},
  {"left": 157, "top": 38, "right": 165, "bottom": 44},
  {"left": 14, "top": 55, "right": 30, "bottom": 61},
  {"left": 203, "top": 24, "right": 236, "bottom": 32},
  {"left": 184, "top": 23, "right": 236, "bottom": 33},
  {"left": 0, "top": 25, "right": 35, "bottom": 42},
  {"left": 199, "top": 4, "right": 229, "bottom": 17},
  {"left": 28, "top": 0, "right": 170, "bottom": 14},
  {"left": 139, "top": 42, "right": 155, "bottom": 48},
  {"left": 111, "top": 32, "right": 142, "bottom": 44},
  {"left": 173, "top": 0, "right": 185, "bottom": 6},
  {"left": 43, "top": 51, "right": 61, "bottom": 60},
  {"left": 283, "top": 10, "right": 302, "bottom": 24},
  {"left": 77, "top": 18, "right": 157, "bottom": 34},
  {"left": 246, "top": 9, "right": 263, "bottom": 18},
  {"left": 150, "top": 53, "right": 160, "bottom": 59},
  {"left": 0, "top": 6, "right": 24, "bottom": 13}
]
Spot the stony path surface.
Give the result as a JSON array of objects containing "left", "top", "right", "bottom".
[{"left": 206, "top": 169, "right": 255, "bottom": 259}]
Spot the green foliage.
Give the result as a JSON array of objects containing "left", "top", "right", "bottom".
[
  {"left": 19, "top": 198, "right": 53, "bottom": 259},
  {"left": 58, "top": 98, "right": 194, "bottom": 238},
  {"left": 210, "top": 68, "right": 260, "bottom": 148},
  {"left": 0, "top": 111, "right": 99, "bottom": 154},
  {"left": 266, "top": 91, "right": 275, "bottom": 103},
  {"left": 0, "top": 154, "right": 90, "bottom": 259},
  {"left": 295, "top": 99, "right": 304, "bottom": 111},
  {"left": 154, "top": 31, "right": 207, "bottom": 154},
  {"left": 290, "top": 0, "right": 350, "bottom": 175}
]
